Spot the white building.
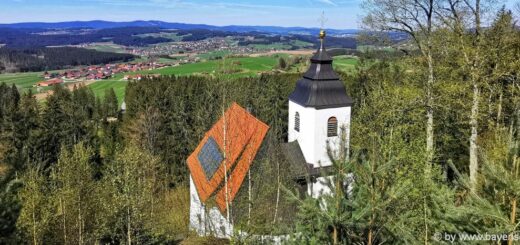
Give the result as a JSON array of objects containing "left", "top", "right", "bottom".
[
  {"left": 188, "top": 30, "right": 353, "bottom": 238},
  {"left": 287, "top": 30, "right": 353, "bottom": 197}
]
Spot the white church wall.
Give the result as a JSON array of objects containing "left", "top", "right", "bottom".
[
  {"left": 288, "top": 100, "right": 317, "bottom": 164},
  {"left": 308, "top": 174, "right": 355, "bottom": 197},
  {"left": 189, "top": 176, "right": 233, "bottom": 238},
  {"left": 308, "top": 176, "right": 333, "bottom": 198},
  {"left": 289, "top": 100, "right": 351, "bottom": 168},
  {"left": 189, "top": 176, "right": 289, "bottom": 243},
  {"left": 313, "top": 106, "right": 351, "bottom": 167}
]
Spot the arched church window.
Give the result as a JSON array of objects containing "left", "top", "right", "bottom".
[
  {"left": 327, "top": 117, "right": 338, "bottom": 137},
  {"left": 295, "top": 112, "right": 300, "bottom": 132}
]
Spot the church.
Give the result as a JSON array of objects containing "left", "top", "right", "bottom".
[{"left": 187, "top": 30, "right": 353, "bottom": 239}]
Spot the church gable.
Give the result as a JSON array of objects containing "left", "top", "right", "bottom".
[{"left": 187, "top": 102, "right": 269, "bottom": 213}]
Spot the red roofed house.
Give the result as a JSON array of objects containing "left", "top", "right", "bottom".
[
  {"left": 36, "top": 78, "right": 64, "bottom": 87},
  {"left": 188, "top": 103, "right": 269, "bottom": 238},
  {"left": 123, "top": 74, "right": 142, "bottom": 81}
]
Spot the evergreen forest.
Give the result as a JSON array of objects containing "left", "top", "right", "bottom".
[{"left": 0, "top": 1, "right": 519, "bottom": 244}]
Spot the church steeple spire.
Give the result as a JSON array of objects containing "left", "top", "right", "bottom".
[
  {"left": 315, "top": 29, "right": 331, "bottom": 60},
  {"left": 310, "top": 12, "right": 333, "bottom": 63},
  {"left": 303, "top": 30, "right": 338, "bottom": 81},
  {"left": 288, "top": 25, "right": 352, "bottom": 109}
]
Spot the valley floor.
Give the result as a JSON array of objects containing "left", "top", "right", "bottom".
[{"left": 0, "top": 53, "right": 358, "bottom": 103}]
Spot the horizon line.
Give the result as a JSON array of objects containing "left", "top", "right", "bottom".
[{"left": 0, "top": 19, "right": 360, "bottom": 30}]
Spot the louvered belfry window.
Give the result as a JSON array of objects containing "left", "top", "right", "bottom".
[
  {"left": 295, "top": 112, "right": 300, "bottom": 132},
  {"left": 327, "top": 117, "right": 338, "bottom": 137}
]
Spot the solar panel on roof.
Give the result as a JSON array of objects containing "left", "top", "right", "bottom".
[
  {"left": 187, "top": 103, "right": 270, "bottom": 210},
  {"left": 197, "top": 137, "right": 224, "bottom": 180}
]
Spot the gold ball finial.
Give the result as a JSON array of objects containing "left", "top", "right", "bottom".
[{"left": 319, "top": 30, "right": 326, "bottom": 39}]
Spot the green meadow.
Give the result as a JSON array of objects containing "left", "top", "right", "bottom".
[
  {"left": 135, "top": 32, "right": 186, "bottom": 42},
  {"left": 135, "top": 56, "right": 279, "bottom": 77},
  {"left": 87, "top": 42, "right": 129, "bottom": 53},
  {"left": 249, "top": 43, "right": 292, "bottom": 50},
  {"left": 357, "top": 45, "right": 397, "bottom": 52},
  {"left": 88, "top": 79, "right": 128, "bottom": 103},
  {"left": 333, "top": 56, "right": 358, "bottom": 73},
  {"left": 0, "top": 72, "right": 43, "bottom": 93},
  {"left": 197, "top": 50, "right": 232, "bottom": 60},
  {"left": 0, "top": 55, "right": 358, "bottom": 103}
]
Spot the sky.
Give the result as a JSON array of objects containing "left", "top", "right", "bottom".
[
  {"left": 0, "top": 0, "right": 518, "bottom": 29},
  {"left": 0, "top": 0, "right": 363, "bottom": 29}
]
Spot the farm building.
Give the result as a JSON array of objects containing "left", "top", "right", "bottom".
[
  {"left": 187, "top": 31, "right": 353, "bottom": 239},
  {"left": 35, "top": 78, "right": 64, "bottom": 87},
  {"left": 123, "top": 74, "right": 143, "bottom": 81}
]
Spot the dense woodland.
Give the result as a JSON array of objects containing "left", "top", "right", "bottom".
[
  {"left": 0, "top": 27, "right": 174, "bottom": 48},
  {"left": 0, "top": 26, "right": 358, "bottom": 51},
  {"left": 0, "top": 47, "right": 135, "bottom": 73},
  {"left": 0, "top": 1, "right": 519, "bottom": 245},
  {"left": 235, "top": 34, "right": 358, "bottom": 49}
]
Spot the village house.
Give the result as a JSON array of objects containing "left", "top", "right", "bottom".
[
  {"left": 43, "top": 71, "right": 52, "bottom": 79},
  {"left": 123, "top": 74, "right": 143, "bottom": 81},
  {"left": 35, "top": 78, "right": 64, "bottom": 87},
  {"left": 42, "top": 61, "right": 170, "bottom": 82}
]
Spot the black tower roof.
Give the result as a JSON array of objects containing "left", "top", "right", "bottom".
[{"left": 289, "top": 32, "right": 353, "bottom": 109}]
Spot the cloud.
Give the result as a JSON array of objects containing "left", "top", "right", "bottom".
[
  {"left": 316, "top": 0, "right": 337, "bottom": 6},
  {"left": 86, "top": 0, "right": 280, "bottom": 10}
]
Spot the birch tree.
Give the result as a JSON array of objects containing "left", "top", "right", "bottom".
[
  {"left": 51, "top": 143, "right": 97, "bottom": 244},
  {"left": 363, "top": 0, "right": 437, "bottom": 165},
  {"left": 435, "top": 0, "right": 499, "bottom": 190},
  {"left": 17, "top": 167, "right": 51, "bottom": 245},
  {"left": 102, "top": 144, "right": 162, "bottom": 244}
]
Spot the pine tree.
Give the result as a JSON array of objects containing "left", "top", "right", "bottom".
[
  {"left": 5, "top": 90, "right": 41, "bottom": 171},
  {"left": 39, "top": 85, "right": 72, "bottom": 167},
  {"left": 277, "top": 57, "right": 288, "bottom": 70},
  {"left": 0, "top": 178, "right": 23, "bottom": 244},
  {"left": 103, "top": 88, "right": 119, "bottom": 118},
  {"left": 289, "top": 128, "right": 355, "bottom": 244},
  {"left": 0, "top": 83, "right": 21, "bottom": 170},
  {"left": 451, "top": 102, "right": 520, "bottom": 244}
]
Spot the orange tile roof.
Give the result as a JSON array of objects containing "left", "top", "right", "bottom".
[{"left": 187, "top": 102, "right": 269, "bottom": 213}]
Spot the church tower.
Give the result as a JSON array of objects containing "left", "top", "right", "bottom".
[{"left": 288, "top": 30, "right": 353, "bottom": 169}]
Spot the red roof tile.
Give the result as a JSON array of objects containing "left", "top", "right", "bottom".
[{"left": 187, "top": 103, "right": 269, "bottom": 213}]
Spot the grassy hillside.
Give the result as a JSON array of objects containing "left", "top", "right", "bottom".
[
  {"left": 197, "top": 50, "right": 232, "bottom": 60},
  {"left": 88, "top": 42, "right": 129, "bottom": 53},
  {"left": 88, "top": 79, "right": 128, "bottom": 103},
  {"left": 333, "top": 56, "right": 358, "bottom": 73},
  {"left": 0, "top": 72, "right": 42, "bottom": 93},
  {"left": 0, "top": 55, "right": 358, "bottom": 103},
  {"left": 132, "top": 56, "right": 279, "bottom": 77}
]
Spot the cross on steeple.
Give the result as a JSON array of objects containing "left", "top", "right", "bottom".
[
  {"left": 318, "top": 11, "right": 328, "bottom": 40},
  {"left": 318, "top": 11, "right": 327, "bottom": 31}
]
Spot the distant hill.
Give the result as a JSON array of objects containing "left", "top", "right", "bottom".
[
  {"left": 0, "top": 20, "right": 359, "bottom": 36},
  {"left": 0, "top": 25, "right": 358, "bottom": 49},
  {"left": 0, "top": 27, "right": 174, "bottom": 48}
]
